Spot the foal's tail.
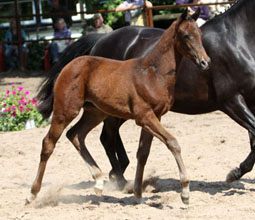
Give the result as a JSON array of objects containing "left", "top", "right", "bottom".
[{"left": 36, "top": 33, "right": 105, "bottom": 119}]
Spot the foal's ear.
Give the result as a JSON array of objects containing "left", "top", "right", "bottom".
[
  {"left": 175, "top": 8, "right": 188, "bottom": 31},
  {"left": 191, "top": 8, "right": 200, "bottom": 21},
  {"left": 180, "top": 8, "right": 189, "bottom": 21}
]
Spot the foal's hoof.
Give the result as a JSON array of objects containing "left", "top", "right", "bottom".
[
  {"left": 94, "top": 187, "right": 103, "bottom": 196},
  {"left": 135, "top": 197, "right": 145, "bottom": 204},
  {"left": 117, "top": 178, "right": 128, "bottom": 191},
  {"left": 25, "top": 193, "right": 36, "bottom": 205},
  {"left": 226, "top": 167, "right": 240, "bottom": 184},
  {"left": 181, "top": 195, "right": 189, "bottom": 205},
  {"left": 94, "top": 179, "right": 104, "bottom": 196},
  {"left": 123, "top": 180, "right": 134, "bottom": 194}
]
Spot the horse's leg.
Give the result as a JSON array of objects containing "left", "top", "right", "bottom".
[
  {"left": 135, "top": 111, "right": 189, "bottom": 205},
  {"left": 100, "top": 116, "right": 129, "bottom": 188},
  {"left": 26, "top": 107, "right": 81, "bottom": 204},
  {"left": 115, "top": 119, "right": 130, "bottom": 173},
  {"left": 221, "top": 93, "right": 255, "bottom": 183},
  {"left": 66, "top": 107, "right": 107, "bottom": 195}
]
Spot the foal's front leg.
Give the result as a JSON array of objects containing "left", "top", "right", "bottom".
[
  {"left": 135, "top": 111, "right": 190, "bottom": 205},
  {"left": 26, "top": 109, "right": 80, "bottom": 204}
]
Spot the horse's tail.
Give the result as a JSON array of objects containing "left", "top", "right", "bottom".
[{"left": 36, "top": 33, "right": 105, "bottom": 119}]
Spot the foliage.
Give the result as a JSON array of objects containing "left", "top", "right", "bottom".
[
  {"left": 82, "top": 0, "right": 94, "bottom": 11},
  {"left": 0, "top": 86, "right": 49, "bottom": 132},
  {"left": 0, "top": 28, "right": 6, "bottom": 41},
  {"left": 102, "top": 0, "right": 125, "bottom": 28},
  {"left": 26, "top": 40, "right": 48, "bottom": 71},
  {"left": 153, "top": 0, "right": 183, "bottom": 15}
]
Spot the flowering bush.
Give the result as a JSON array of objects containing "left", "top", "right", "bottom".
[{"left": 0, "top": 86, "right": 49, "bottom": 131}]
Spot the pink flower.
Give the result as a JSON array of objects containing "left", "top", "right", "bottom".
[
  {"left": 25, "top": 91, "right": 29, "bottom": 95},
  {"left": 4, "top": 109, "right": 8, "bottom": 112},
  {"left": 12, "top": 105, "right": 16, "bottom": 109},
  {"left": 32, "top": 98, "right": 38, "bottom": 106},
  {"left": 8, "top": 107, "right": 12, "bottom": 112},
  {"left": 19, "top": 105, "right": 24, "bottom": 113},
  {"left": 12, "top": 91, "right": 16, "bottom": 95},
  {"left": 3, "top": 103, "right": 6, "bottom": 107},
  {"left": 18, "top": 87, "right": 24, "bottom": 91},
  {"left": 18, "top": 100, "right": 22, "bottom": 104},
  {"left": 11, "top": 112, "right": 16, "bottom": 117},
  {"left": 6, "top": 90, "right": 10, "bottom": 96},
  {"left": 25, "top": 108, "right": 30, "bottom": 111}
]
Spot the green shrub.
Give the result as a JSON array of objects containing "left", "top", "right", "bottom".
[{"left": 26, "top": 41, "right": 48, "bottom": 71}]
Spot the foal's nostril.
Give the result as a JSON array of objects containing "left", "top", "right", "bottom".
[{"left": 200, "top": 58, "right": 209, "bottom": 70}]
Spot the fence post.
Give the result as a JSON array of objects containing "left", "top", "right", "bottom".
[
  {"left": 148, "top": 8, "right": 153, "bottom": 27},
  {"left": 144, "top": 0, "right": 153, "bottom": 27},
  {"left": 14, "top": 0, "right": 24, "bottom": 71}
]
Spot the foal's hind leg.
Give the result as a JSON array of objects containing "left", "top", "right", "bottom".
[
  {"left": 135, "top": 111, "right": 189, "bottom": 205},
  {"left": 66, "top": 106, "right": 107, "bottom": 195}
]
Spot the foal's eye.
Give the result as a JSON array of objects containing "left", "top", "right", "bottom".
[{"left": 183, "top": 35, "right": 189, "bottom": 41}]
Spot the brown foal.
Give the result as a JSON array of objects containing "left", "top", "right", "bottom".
[{"left": 27, "top": 9, "right": 210, "bottom": 205}]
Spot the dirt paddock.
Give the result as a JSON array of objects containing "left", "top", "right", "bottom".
[{"left": 0, "top": 76, "right": 255, "bottom": 220}]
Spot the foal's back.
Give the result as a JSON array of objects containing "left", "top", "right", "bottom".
[{"left": 56, "top": 55, "right": 173, "bottom": 119}]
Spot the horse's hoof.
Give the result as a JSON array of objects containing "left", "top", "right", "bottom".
[
  {"left": 109, "top": 170, "right": 117, "bottom": 182},
  {"left": 109, "top": 170, "right": 128, "bottom": 191},
  {"left": 181, "top": 195, "right": 189, "bottom": 205},
  {"left": 226, "top": 167, "right": 240, "bottom": 184}
]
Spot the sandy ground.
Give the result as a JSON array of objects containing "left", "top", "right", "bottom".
[{"left": 1, "top": 76, "right": 255, "bottom": 220}]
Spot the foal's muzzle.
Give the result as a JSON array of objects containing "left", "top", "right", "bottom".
[{"left": 198, "top": 57, "right": 210, "bottom": 71}]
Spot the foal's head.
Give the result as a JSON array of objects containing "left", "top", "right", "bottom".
[{"left": 174, "top": 9, "right": 210, "bottom": 70}]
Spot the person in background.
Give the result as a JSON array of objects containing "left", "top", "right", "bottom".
[
  {"left": 50, "top": 18, "right": 72, "bottom": 64},
  {"left": 176, "top": 0, "right": 210, "bottom": 26},
  {"left": 115, "top": 0, "right": 153, "bottom": 26},
  {"left": 50, "top": 0, "right": 72, "bottom": 31},
  {"left": 203, "top": 0, "right": 229, "bottom": 15},
  {"left": 82, "top": 13, "right": 113, "bottom": 36},
  {"left": 4, "top": 18, "right": 27, "bottom": 72}
]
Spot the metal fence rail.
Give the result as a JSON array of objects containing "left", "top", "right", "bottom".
[{"left": 0, "top": 0, "right": 235, "bottom": 71}]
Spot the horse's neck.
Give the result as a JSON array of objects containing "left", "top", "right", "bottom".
[
  {"left": 141, "top": 23, "right": 177, "bottom": 74},
  {"left": 223, "top": 0, "right": 255, "bottom": 30}
]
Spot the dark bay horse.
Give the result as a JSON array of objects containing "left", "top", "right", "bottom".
[
  {"left": 28, "top": 10, "right": 209, "bottom": 205},
  {"left": 37, "top": 0, "right": 255, "bottom": 192}
]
